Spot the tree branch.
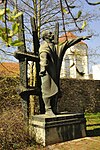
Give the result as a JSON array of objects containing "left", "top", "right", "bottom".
[
  {"left": 59, "top": 0, "right": 68, "bottom": 41},
  {"left": 64, "top": 0, "right": 82, "bottom": 32},
  {"left": 4, "top": 0, "right": 8, "bottom": 45},
  {"left": 85, "top": 0, "right": 100, "bottom": 5}
]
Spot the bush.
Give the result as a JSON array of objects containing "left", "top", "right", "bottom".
[
  {"left": 0, "top": 77, "right": 21, "bottom": 112},
  {"left": 0, "top": 77, "right": 31, "bottom": 149},
  {"left": 0, "top": 108, "right": 29, "bottom": 150}
]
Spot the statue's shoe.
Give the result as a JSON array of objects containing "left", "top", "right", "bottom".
[{"left": 45, "top": 109, "right": 56, "bottom": 116}]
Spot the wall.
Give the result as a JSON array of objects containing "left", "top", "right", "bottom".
[
  {"left": 92, "top": 64, "right": 100, "bottom": 80},
  {"left": 58, "top": 78, "right": 100, "bottom": 113}
]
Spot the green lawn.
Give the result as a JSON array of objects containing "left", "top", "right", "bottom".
[{"left": 85, "top": 113, "right": 100, "bottom": 136}]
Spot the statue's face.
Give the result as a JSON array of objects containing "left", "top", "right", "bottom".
[
  {"left": 42, "top": 30, "right": 54, "bottom": 42},
  {"left": 47, "top": 32, "right": 54, "bottom": 41}
]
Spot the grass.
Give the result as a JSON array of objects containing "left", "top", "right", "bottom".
[
  {"left": 85, "top": 113, "right": 100, "bottom": 137},
  {"left": 85, "top": 112, "right": 100, "bottom": 129}
]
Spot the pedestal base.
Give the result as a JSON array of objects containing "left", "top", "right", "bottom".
[{"left": 30, "top": 113, "right": 86, "bottom": 146}]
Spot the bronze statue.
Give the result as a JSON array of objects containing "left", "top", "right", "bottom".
[{"left": 39, "top": 30, "right": 91, "bottom": 115}]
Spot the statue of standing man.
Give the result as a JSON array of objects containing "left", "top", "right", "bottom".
[{"left": 39, "top": 30, "right": 91, "bottom": 115}]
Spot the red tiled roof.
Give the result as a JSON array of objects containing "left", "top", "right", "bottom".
[
  {"left": 0, "top": 62, "right": 19, "bottom": 76},
  {"left": 59, "top": 32, "right": 86, "bottom": 45}
]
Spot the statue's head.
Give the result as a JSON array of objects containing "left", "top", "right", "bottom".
[{"left": 41, "top": 30, "right": 54, "bottom": 41}]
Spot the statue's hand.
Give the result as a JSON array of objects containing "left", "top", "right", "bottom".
[
  {"left": 39, "top": 70, "right": 46, "bottom": 77},
  {"left": 82, "top": 35, "right": 92, "bottom": 40}
]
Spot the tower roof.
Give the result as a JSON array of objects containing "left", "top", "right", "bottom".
[{"left": 59, "top": 32, "right": 87, "bottom": 45}]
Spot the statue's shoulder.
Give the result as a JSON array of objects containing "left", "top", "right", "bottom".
[
  {"left": 40, "top": 41, "right": 48, "bottom": 48},
  {"left": 39, "top": 41, "right": 49, "bottom": 53}
]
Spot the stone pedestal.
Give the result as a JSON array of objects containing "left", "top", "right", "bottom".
[{"left": 30, "top": 113, "right": 86, "bottom": 146}]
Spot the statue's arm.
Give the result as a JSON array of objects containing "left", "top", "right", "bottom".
[
  {"left": 39, "top": 52, "right": 48, "bottom": 77},
  {"left": 59, "top": 35, "right": 91, "bottom": 59},
  {"left": 66, "top": 35, "right": 91, "bottom": 48}
]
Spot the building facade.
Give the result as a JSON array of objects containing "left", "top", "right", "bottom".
[
  {"left": 59, "top": 32, "right": 89, "bottom": 79},
  {"left": 92, "top": 64, "right": 100, "bottom": 80}
]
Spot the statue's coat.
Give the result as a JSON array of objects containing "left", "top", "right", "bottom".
[{"left": 39, "top": 37, "right": 86, "bottom": 99}]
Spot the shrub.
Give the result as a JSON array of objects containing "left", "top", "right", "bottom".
[
  {"left": 0, "top": 108, "right": 29, "bottom": 150},
  {"left": 0, "top": 77, "right": 31, "bottom": 149}
]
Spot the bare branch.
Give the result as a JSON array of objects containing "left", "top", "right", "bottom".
[
  {"left": 85, "top": 0, "right": 100, "bottom": 5},
  {"left": 4, "top": 0, "right": 9, "bottom": 45},
  {"left": 64, "top": 0, "right": 82, "bottom": 32},
  {"left": 59, "top": 0, "right": 68, "bottom": 41}
]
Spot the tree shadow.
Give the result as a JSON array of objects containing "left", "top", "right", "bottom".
[{"left": 86, "top": 124, "right": 100, "bottom": 137}]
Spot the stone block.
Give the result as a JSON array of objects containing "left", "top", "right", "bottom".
[{"left": 30, "top": 113, "right": 86, "bottom": 146}]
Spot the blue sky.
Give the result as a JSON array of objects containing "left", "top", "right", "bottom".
[
  {"left": 81, "top": 3, "right": 100, "bottom": 73},
  {"left": 86, "top": 24, "right": 100, "bottom": 73}
]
